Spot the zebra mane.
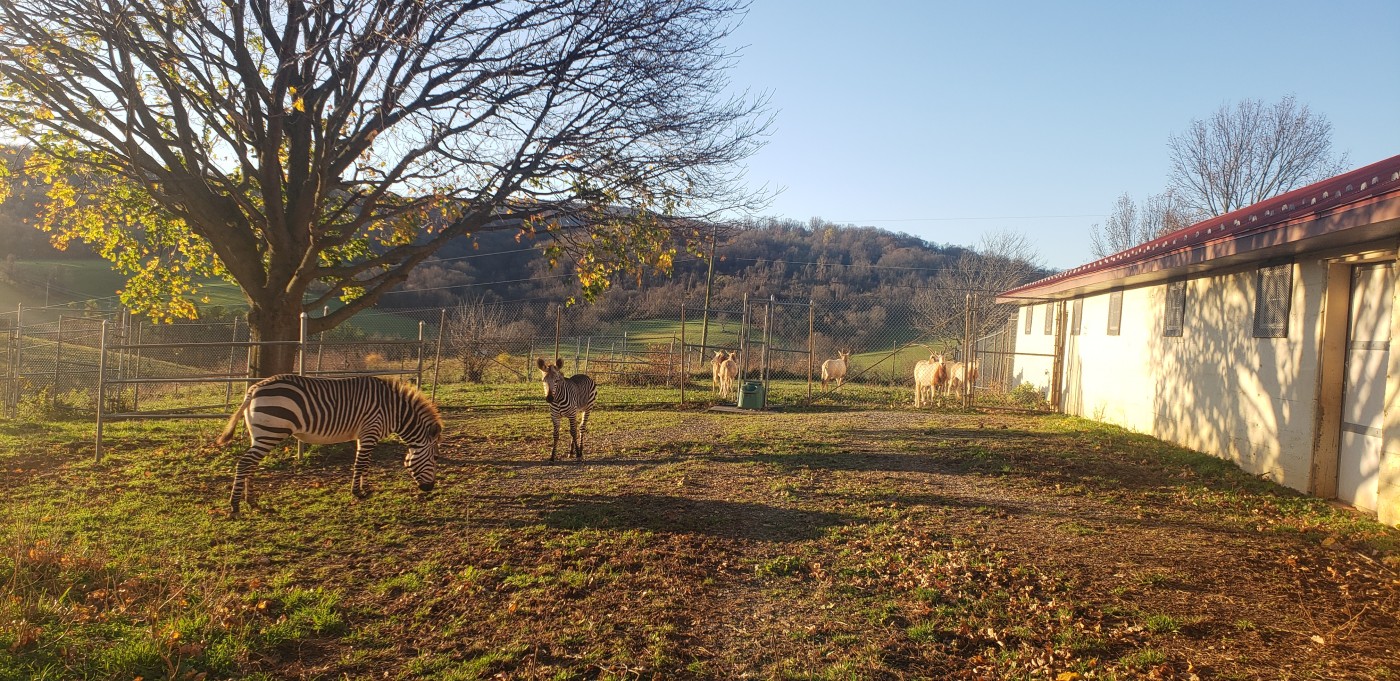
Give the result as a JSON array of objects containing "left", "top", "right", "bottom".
[{"left": 386, "top": 377, "right": 442, "bottom": 428}]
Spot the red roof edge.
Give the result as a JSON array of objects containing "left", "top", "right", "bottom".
[{"left": 1002, "top": 153, "right": 1400, "bottom": 300}]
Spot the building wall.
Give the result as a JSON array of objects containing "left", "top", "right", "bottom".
[
  {"left": 1012, "top": 303, "right": 1057, "bottom": 399},
  {"left": 1380, "top": 266, "right": 1400, "bottom": 527},
  {"left": 1148, "top": 263, "right": 1325, "bottom": 491},
  {"left": 1021, "top": 260, "right": 1327, "bottom": 493},
  {"left": 1061, "top": 287, "right": 1161, "bottom": 434}
]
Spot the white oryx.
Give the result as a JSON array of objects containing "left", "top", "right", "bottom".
[
  {"left": 945, "top": 358, "right": 980, "bottom": 397},
  {"left": 820, "top": 350, "right": 851, "bottom": 390},
  {"left": 913, "top": 354, "right": 949, "bottom": 407},
  {"left": 718, "top": 351, "right": 739, "bottom": 398}
]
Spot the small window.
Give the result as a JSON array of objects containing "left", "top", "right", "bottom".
[
  {"left": 1163, "top": 280, "right": 1186, "bottom": 337},
  {"left": 1043, "top": 303, "right": 1055, "bottom": 335},
  {"left": 1253, "top": 263, "right": 1292, "bottom": 338},
  {"left": 1070, "top": 298, "right": 1083, "bottom": 336},
  {"left": 1106, "top": 291, "right": 1123, "bottom": 336},
  {"left": 1024, "top": 305, "right": 1034, "bottom": 334}
]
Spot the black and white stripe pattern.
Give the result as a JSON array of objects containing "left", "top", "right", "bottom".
[
  {"left": 536, "top": 357, "right": 597, "bottom": 461},
  {"left": 216, "top": 374, "right": 443, "bottom": 514}
]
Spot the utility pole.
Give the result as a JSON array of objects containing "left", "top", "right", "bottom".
[{"left": 699, "top": 223, "right": 718, "bottom": 355}]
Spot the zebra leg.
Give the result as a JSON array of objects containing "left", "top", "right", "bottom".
[
  {"left": 229, "top": 440, "right": 275, "bottom": 515},
  {"left": 351, "top": 436, "right": 380, "bottom": 499},
  {"left": 575, "top": 410, "right": 589, "bottom": 460},
  {"left": 550, "top": 414, "right": 561, "bottom": 461},
  {"left": 568, "top": 415, "right": 581, "bottom": 460}
]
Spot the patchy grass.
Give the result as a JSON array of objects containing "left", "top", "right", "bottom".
[{"left": 0, "top": 404, "right": 1396, "bottom": 680}]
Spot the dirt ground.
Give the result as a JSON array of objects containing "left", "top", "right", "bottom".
[
  {"left": 260, "top": 407, "right": 1399, "bottom": 680},
  {"left": 11, "top": 406, "right": 1392, "bottom": 679}
]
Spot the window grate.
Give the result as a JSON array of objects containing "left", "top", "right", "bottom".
[
  {"left": 1107, "top": 291, "right": 1123, "bottom": 336},
  {"left": 1253, "top": 263, "right": 1292, "bottom": 338},
  {"left": 1163, "top": 280, "right": 1186, "bottom": 337}
]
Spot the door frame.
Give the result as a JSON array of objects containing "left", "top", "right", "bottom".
[{"left": 1312, "top": 250, "right": 1396, "bottom": 500}]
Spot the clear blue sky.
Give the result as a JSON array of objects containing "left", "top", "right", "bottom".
[{"left": 723, "top": 0, "right": 1400, "bottom": 270}]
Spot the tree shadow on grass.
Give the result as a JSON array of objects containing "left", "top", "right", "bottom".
[{"left": 527, "top": 492, "right": 856, "bottom": 542}]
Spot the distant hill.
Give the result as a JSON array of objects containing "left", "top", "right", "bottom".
[
  {"left": 2, "top": 144, "right": 1044, "bottom": 330},
  {"left": 385, "top": 217, "right": 988, "bottom": 312}
]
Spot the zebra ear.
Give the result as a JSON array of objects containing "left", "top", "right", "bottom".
[
  {"left": 554, "top": 358, "right": 564, "bottom": 370},
  {"left": 536, "top": 357, "right": 547, "bottom": 371}
]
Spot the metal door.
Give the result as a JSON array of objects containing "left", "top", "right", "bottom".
[{"left": 1337, "top": 263, "right": 1393, "bottom": 511}]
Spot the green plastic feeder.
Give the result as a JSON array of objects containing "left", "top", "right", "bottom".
[{"left": 737, "top": 381, "right": 766, "bottom": 409}]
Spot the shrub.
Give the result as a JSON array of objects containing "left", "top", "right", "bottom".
[{"left": 1011, "top": 382, "right": 1046, "bottom": 409}]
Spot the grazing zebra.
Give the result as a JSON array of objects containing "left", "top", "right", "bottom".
[
  {"left": 537, "top": 357, "right": 597, "bottom": 461},
  {"left": 215, "top": 374, "right": 443, "bottom": 515}
]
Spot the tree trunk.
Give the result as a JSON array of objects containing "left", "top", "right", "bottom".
[{"left": 246, "top": 304, "right": 303, "bottom": 378}]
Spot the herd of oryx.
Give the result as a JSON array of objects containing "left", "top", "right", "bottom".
[
  {"left": 711, "top": 348, "right": 977, "bottom": 407},
  {"left": 913, "top": 353, "right": 979, "bottom": 407}
]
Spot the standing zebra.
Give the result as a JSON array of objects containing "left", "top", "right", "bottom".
[
  {"left": 537, "top": 357, "right": 597, "bottom": 461},
  {"left": 215, "top": 374, "right": 443, "bottom": 515}
]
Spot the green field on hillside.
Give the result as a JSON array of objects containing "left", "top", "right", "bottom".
[{"left": 2, "top": 260, "right": 430, "bottom": 338}]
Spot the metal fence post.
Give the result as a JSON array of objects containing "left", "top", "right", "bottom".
[
  {"left": 13, "top": 303, "right": 22, "bottom": 415},
  {"left": 415, "top": 320, "right": 426, "bottom": 386},
  {"left": 431, "top": 309, "right": 445, "bottom": 401},
  {"left": 95, "top": 321, "right": 107, "bottom": 462},
  {"left": 298, "top": 312, "right": 308, "bottom": 375},
  {"left": 762, "top": 295, "right": 774, "bottom": 392},
  {"left": 963, "top": 294, "right": 974, "bottom": 409},
  {"left": 131, "top": 320, "right": 143, "bottom": 413},
  {"left": 739, "top": 293, "right": 749, "bottom": 380},
  {"left": 3, "top": 327, "right": 12, "bottom": 418},
  {"left": 1051, "top": 300, "right": 1067, "bottom": 412},
  {"left": 700, "top": 223, "right": 717, "bottom": 358},
  {"left": 808, "top": 299, "right": 814, "bottom": 398},
  {"left": 297, "top": 312, "right": 307, "bottom": 460},
  {"left": 679, "top": 303, "right": 686, "bottom": 405},
  {"left": 52, "top": 315, "right": 64, "bottom": 409},
  {"left": 114, "top": 309, "right": 126, "bottom": 391},
  {"left": 317, "top": 306, "right": 328, "bottom": 374},
  {"left": 554, "top": 307, "right": 562, "bottom": 361},
  {"left": 225, "top": 316, "right": 240, "bottom": 410}
]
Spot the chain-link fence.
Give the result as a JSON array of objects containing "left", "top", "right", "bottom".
[
  {"left": 2, "top": 287, "right": 1062, "bottom": 421},
  {"left": 1, "top": 306, "right": 124, "bottom": 418}
]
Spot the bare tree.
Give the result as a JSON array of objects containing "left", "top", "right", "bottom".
[
  {"left": 1168, "top": 95, "right": 1347, "bottom": 217},
  {"left": 1088, "top": 189, "right": 1196, "bottom": 258},
  {"left": 916, "top": 229, "right": 1044, "bottom": 349},
  {"left": 0, "top": 0, "right": 769, "bottom": 375},
  {"left": 447, "top": 298, "right": 509, "bottom": 383}
]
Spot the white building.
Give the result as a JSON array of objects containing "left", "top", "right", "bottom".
[{"left": 1000, "top": 154, "right": 1400, "bottom": 526}]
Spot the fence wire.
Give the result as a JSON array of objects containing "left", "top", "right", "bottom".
[{"left": 1, "top": 286, "right": 1063, "bottom": 419}]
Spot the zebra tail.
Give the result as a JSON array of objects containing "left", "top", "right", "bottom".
[{"left": 215, "top": 390, "right": 255, "bottom": 446}]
